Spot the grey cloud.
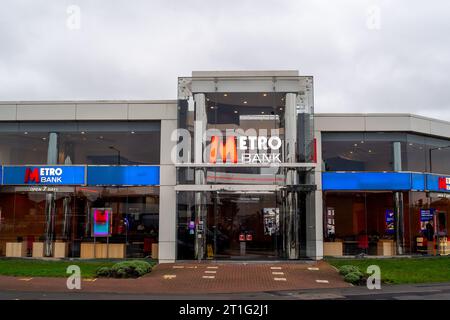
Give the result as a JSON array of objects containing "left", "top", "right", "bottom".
[{"left": 0, "top": 0, "right": 449, "bottom": 120}]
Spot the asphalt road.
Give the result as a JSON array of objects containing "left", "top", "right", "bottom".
[{"left": 2, "top": 282, "right": 450, "bottom": 300}]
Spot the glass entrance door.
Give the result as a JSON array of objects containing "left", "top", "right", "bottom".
[{"left": 206, "top": 191, "right": 282, "bottom": 259}]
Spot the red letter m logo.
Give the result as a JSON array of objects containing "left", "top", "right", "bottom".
[
  {"left": 24, "top": 168, "right": 40, "bottom": 183},
  {"left": 438, "top": 177, "right": 447, "bottom": 190},
  {"left": 209, "top": 136, "right": 237, "bottom": 164}
]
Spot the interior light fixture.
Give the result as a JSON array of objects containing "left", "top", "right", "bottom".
[
  {"left": 263, "top": 93, "right": 267, "bottom": 97},
  {"left": 224, "top": 93, "right": 228, "bottom": 97},
  {"left": 243, "top": 101, "right": 248, "bottom": 104}
]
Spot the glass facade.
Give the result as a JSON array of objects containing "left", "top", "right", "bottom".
[
  {"left": 0, "top": 121, "right": 161, "bottom": 258},
  {"left": 176, "top": 74, "right": 315, "bottom": 260},
  {"left": 0, "top": 186, "right": 159, "bottom": 257},
  {"left": 322, "top": 132, "right": 450, "bottom": 174},
  {"left": 0, "top": 121, "right": 161, "bottom": 165},
  {"left": 323, "top": 191, "right": 449, "bottom": 256}
]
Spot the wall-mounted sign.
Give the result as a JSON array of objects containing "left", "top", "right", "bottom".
[
  {"left": 92, "top": 208, "right": 112, "bottom": 237},
  {"left": 426, "top": 174, "right": 450, "bottom": 193},
  {"left": 87, "top": 166, "right": 160, "bottom": 186},
  {"left": 438, "top": 177, "right": 450, "bottom": 191},
  {"left": 208, "top": 135, "right": 282, "bottom": 164},
  {"left": 3, "top": 166, "right": 86, "bottom": 185}
]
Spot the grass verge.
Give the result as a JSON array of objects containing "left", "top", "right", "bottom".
[
  {"left": 326, "top": 256, "right": 450, "bottom": 284},
  {"left": 0, "top": 258, "right": 156, "bottom": 278}
]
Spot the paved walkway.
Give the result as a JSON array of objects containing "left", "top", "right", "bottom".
[{"left": 0, "top": 261, "right": 349, "bottom": 295}]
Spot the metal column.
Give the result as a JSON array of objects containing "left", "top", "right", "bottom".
[
  {"left": 44, "top": 132, "right": 58, "bottom": 257},
  {"left": 194, "top": 93, "right": 207, "bottom": 261},
  {"left": 284, "top": 93, "right": 300, "bottom": 259},
  {"left": 393, "top": 141, "right": 405, "bottom": 255}
]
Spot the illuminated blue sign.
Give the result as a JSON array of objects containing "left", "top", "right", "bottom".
[
  {"left": 87, "top": 166, "right": 160, "bottom": 185},
  {"left": 3, "top": 166, "right": 86, "bottom": 185},
  {"left": 322, "top": 172, "right": 415, "bottom": 191}
]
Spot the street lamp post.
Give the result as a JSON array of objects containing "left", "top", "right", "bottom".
[{"left": 109, "top": 146, "right": 121, "bottom": 165}]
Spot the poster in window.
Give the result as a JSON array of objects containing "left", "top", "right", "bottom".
[
  {"left": 263, "top": 208, "right": 279, "bottom": 235},
  {"left": 92, "top": 208, "right": 112, "bottom": 237},
  {"left": 420, "top": 208, "right": 435, "bottom": 231},
  {"left": 385, "top": 209, "right": 395, "bottom": 234},
  {"left": 326, "top": 207, "right": 335, "bottom": 237}
]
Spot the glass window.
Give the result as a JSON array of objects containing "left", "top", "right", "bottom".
[
  {"left": 0, "top": 186, "right": 159, "bottom": 258},
  {"left": 426, "top": 136, "right": 450, "bottom": 175},
  {"left": 324, "top": 191, "right": 410, "bottom": 256},
  {"left": 322, "top": 132, "right": 407, "bottom": 171},
  {"left": 0, "top": 133, "right": 48, "bottom": 165},
  {"left": 58, "top": 131, "right": 160, "bottom": 165}
]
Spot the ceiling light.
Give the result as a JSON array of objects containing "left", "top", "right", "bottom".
[
  {"left": 263, "top": 93, "right": 267, "bottom": 97},
  {"left": 224, "top": 93, "right": 228, "bottom": 97},
  {"left": 234, "top": 110, "right": 238, "bottom": 114},
  {"left": 354, "top": 143, "right": 358, "bottom": 147},
  {"left": 243, "top": 101, "right": 248, "bottom": 104}
]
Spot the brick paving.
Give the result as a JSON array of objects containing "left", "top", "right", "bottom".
[{"left": 0, "top": 261, "right": 350, "bottom": 295}]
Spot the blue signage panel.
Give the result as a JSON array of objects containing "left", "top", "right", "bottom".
[
  {"left": 426, "top": 174, "right": 450, "bottom": 193},
  {"left": 87, "top": 166, "right": 160, "bottom": 186},
  {"left": 3, "top": 166, "right": 86, "bottom": 185},
  {"left": 411, "top": 173, "right": 426, "bottom": 191},
  {"left": 322, "top": 172, "right": 414, "bottom": 191}
]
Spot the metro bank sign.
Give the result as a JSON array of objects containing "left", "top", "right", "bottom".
[
  {"left": 208, "top": 135, "right": 282, "bottom": 164},
  {"left": 439, "top": 177, "right": 450, "bottom": 191},
  {"left": 3, "top": 166, "right": 86, "bottom": 185}
]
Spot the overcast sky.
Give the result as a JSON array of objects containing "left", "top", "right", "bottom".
[{"left": 1, "top": 0, "right": 449, "bottom": 120}]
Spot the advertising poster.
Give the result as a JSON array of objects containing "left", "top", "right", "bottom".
[
  {"left": 263, "top": 208, "right": 279, "bottom": 235},
  {"left": 420, "top": 209, "right": 435, "bottom": 231},
  {"left": 385, "top": 209, "right": 395, "bottom": 234},
  {"left": 92, "top": 208, "right": 112, "bottom": 237},
  {"left": 326, "top": 207, "right": 335, "bottom": 237}
]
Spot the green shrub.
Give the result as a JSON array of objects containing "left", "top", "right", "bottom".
[
  {"left": 109, "top": 260, "right": 152, "bottom": 278},
  {"left": 344, "top": 271, "right": 364, "bottom": 285},
  {"left": 338, "top": 265, "right": 361, "bottom": 276},
  {"left": 95, "top": 266, "right": 111, "bottom": 277}
]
